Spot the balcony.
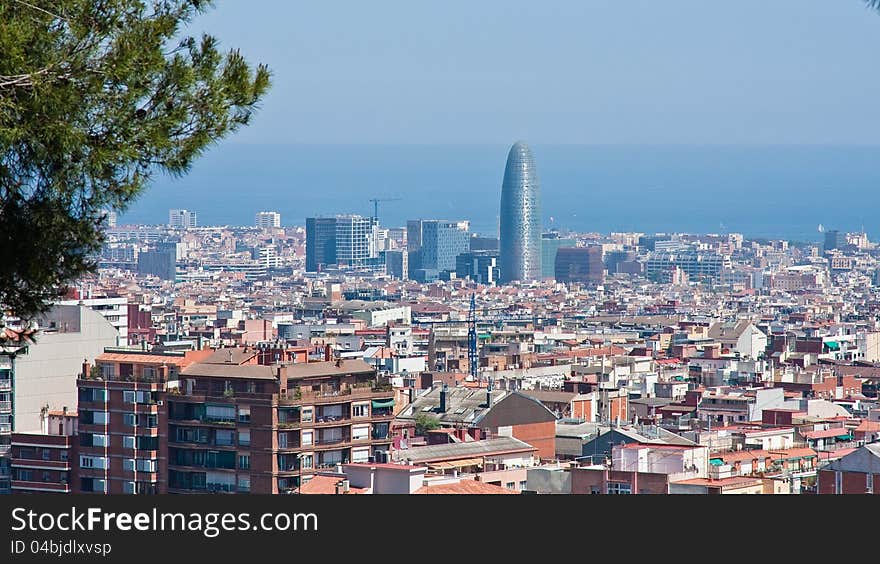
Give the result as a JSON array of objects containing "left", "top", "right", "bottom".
[
  {"left": 11, "top": 480, "right": 70, "bottom": 493},
  {"left": 0, "top": 423, "right": 11, "bottom": 434},
  {"left": 0, "top": 381, "right": 11, "bottom": 392},
  {"left": 314, "top": 435, "right": 350, "bottom": 446},
  {"left": 206, "top": 483, "right": 235, "bottom": 493},
  {"left": 0, "top": 401, "right": 11, "bottom": 412},
  {"left": 285, "top": 384, "right": 391, "bottom": 405}
]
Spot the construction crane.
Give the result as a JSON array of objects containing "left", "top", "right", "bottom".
[
  {"left": 468, "top": 293, "right": 478, "bottom": 382},
  {"left": 368, "top": 197, "right": 402, "bottom": 224}
]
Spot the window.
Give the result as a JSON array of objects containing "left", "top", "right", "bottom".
[
  {"left": 238, "top": 407, "right": 251, "bottom": 424},
  {"left": 93, "top": 434, "right": 108, "bottom": 448},
  {"left": 351, "top": 425, "right": 369, "bottom": 441},
  {"left": 146, "top": 415, "right": 158, "bottom": 428},
  {"left": 238, "top": 430, "right": 250, "bottom": 447},
  {"left": 505, "top": 482, "right": 516, "bottom": 490},
  {"left": 123, "top": 459, "right": 136, "bottom": 472},
  {"left": 352, "top": 403, "right": 369, "bottom": 418},
  {"left": 80, "top": 456, "right": 108, "bottom": 470},
  {"left": 136, "top": 459, "right": 157, "bottom": 473},
  {"left": 301, "top": 408, "right": 313, "bottom": 423},
  {"left": 124, "top": 413, "right": 136, "bottom": 427},
  {"left": 301, "top": 454, "right": 313, "bottom": 469},
  {"left": 278, "top": 432, "right": 288, "bottom": 449},
  {"left": 215, "top": 429, "right": 234, "bottom": 446},
  {"left": 239, "top": 455, "right": 250, "bottom": 470},
  {"left": 59, "top": 451, "right": 68, "bottom": 462},
  {"left": 352, "top": 448, "right": 370, "bottom": 463},
  {"left": 41, "top": 449, "right": 51, "bottom": 461},
  {"left": 93, "top": 411, "right": 109, "bottom": 425},
  {"left": 123, "top": 481, "right": 135, "bottom": 494},
  {"left": 123, "top": 390, "right": 136, "bottom": 403},
  {"left": 302, "top": 431, "right": 313, "bottom": 447},
  {"left": 206, "top": 404, "right": 235, "bottom": 422},
  {"left": 519, "top": 480, "right": 528, "bottom": 490},
  {"left": 123, "top": 436, "right": 136, "bottom": 449},
  {"left": 19, "top": 469, "right": 32, "bottom": 481},
  {"left": 607, "top": 482, "right": 632, "bottom": 495},
  {"left": 237, "top": 476, "right": 251, "bottom": 493}
]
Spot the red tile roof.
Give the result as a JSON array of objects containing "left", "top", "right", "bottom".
[
  {"left": 413, "top": 480, "right": 518, "bottom": 495},
  {"left": 802, "top": 428, "right": 849, "bottom": 440},
  {"left": 298, "top": 475, "right": 368, "bottom": 495}
]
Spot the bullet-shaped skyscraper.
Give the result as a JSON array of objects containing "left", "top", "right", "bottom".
[{"left": 499, "top": 141, "right": 542, "bottom": 283}]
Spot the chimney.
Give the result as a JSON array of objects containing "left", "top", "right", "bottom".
[
  {"left": 325, "top": 344, "right": 332, "bottom": 362},
  {"left": 159, "top": 363, "right": 169, "bottom": 382},
  {"left": 82, "top": 359, "right": 90, "bottom": 379},
  {"left": 62, "top": 406, "right": 68, "bottom": 415},
  {"left": 408, "top": 387, "right": 415, "bottom": 404},
  {"left": 439, "top": 383, "right": 448, "bottom": 413}
]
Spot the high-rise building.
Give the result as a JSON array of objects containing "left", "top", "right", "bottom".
[
  {"left": 541, "top": 232, "right": 576, "bottom": 279},
  {"left": 168, "top": 209, "right": 197, "bottom": 229},
  {"left": 824, "top": 229, "right": 847, "bottom": 252},
  {"left": 137, "top": 243, "right": 178, "bottom": 281},
  {"left": 335, "top": 215, "right": 378, "bottom": 268},
  {"left": 255, "top": 211, "right": 281, "bottom": 229},
  {"left": 555, "top": 246, "right": 605, "bottom": 286},
  {"left": 499, "top": 141, "right": 542, "bottom": 283},
  {"left": 305, "top": 217, "right": 338, "bottom": 272},
  {"left": 384, "top": 250, "right": 408, "bottom": 280},
  {"left": 469, "top": 235, "right": 499, "bottom": 252},
  {"left": 406, "top": 220, "right": 469, "bottom": 281},
  {"left": 456, "top": 251, "right": 499, "bottom": 285},
  {"left": 75, "top": 350, "right": 394, "bottom": 494}
]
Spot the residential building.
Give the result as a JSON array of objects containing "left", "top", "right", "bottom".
[
  {"left": 168, "top": 209, "right": 197, "bottom": 229},
  {"left": 255, "top": 211, "right": 281, "bottom": 229}
]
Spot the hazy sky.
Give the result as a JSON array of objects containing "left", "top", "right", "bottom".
[{"left": 187, "top": 1, "right": 880, "bottom": 145}]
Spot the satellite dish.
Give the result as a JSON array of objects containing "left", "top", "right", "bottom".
[{"left": 818, "top": 224, "right": 825, "bottom": 233}]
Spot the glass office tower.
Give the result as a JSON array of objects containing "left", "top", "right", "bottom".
[{"left": 499, "top": 141, "right": 542, "bottom": 283}]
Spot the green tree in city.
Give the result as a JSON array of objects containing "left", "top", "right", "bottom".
[
  {"left": 414, "top": 413, "right": 440, "bottom": 436},
  {"left": 0, "top": 0, "right": 270, "bottom": 321}
]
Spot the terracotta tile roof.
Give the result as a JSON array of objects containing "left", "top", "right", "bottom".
[
  {"left": 96, "top": 352, "right": 192, "bottom": 366},
  {"left": 802, "top": 428, "right": 849, "bottom": 440},
  {"left": 413, "top": 480, "right": 518, "bottom": 495},
  {"left": 854, "top": 420, "right": 880, "bottom": 433},
  {"left": 298, "top": 475, "right": 368, "bottom": 495}
]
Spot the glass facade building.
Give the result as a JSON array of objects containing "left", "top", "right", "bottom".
[{"left": 499, "top": 141, "right": 542, "bottom": 283}]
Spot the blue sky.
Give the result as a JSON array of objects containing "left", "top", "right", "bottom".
[{"left": 189, "top": 0, "right": 880, "bottom": 145}]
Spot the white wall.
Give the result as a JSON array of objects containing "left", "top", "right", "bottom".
[{"left": 15, "top": 307, "right": 118, "bottom": 432}]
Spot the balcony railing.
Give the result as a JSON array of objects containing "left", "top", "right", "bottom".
[
  {"left": 0, "top": 381, "right": 11, "bottom": 391},
  {"left": 206, "top": 483, "right": 235, "bottom": 493},
  {"left": 315, "top": 436, "right": 349, "bottom": 446},
  {"left": 0, "top": 423, "right": 11, "bottom": 434},
  {"left": 0, "top": 401, "right": 11, "bottom": 412}
]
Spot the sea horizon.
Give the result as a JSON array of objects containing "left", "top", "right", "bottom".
[{"left": 121, "top": 143, "right": 880, "bottom": 243}]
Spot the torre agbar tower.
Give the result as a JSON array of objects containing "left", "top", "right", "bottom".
[{"left": 499, "top": 141, "right": 542, "bottom": 283}]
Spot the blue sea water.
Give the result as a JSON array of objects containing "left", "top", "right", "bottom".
[{"left": 121, "top": 144, "right": 880, "bottom": 242}]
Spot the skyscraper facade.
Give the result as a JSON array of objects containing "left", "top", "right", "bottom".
[
  {"left": 541, "top": 232, "right": 576, "bottom": 279},
  {"left": 499, "top": 141, "right": 542, "bottom": 283},
  {"left": 335, "top": 215, "right": 377, "bottom": 268},
  {"left": 305, "top": 217, "right": 337, "bottom": 272}
]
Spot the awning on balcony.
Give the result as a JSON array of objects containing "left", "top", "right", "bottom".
[{"left": 372, "top": 399, "right": 395, "bottom": 409}]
